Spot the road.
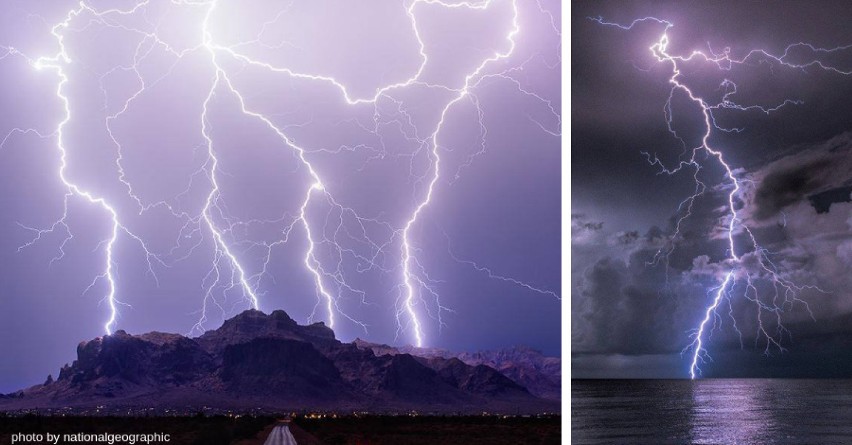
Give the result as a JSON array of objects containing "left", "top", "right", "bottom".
[{"left": 262, "top": 424, "right": 298, "bottom": 445}]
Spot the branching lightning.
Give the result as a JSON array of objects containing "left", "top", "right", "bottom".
[
  {"left": 591, "top": 16, "right": 847, "bottom": 378},
  {"left": 16, "top": 4, "right": 168, "bottom": 335},
  {"left": 6, "top": 0, "right": 560, "bottom": 346}
]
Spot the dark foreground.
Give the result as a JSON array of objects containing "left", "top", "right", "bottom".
[
  {"left": 573, "top": 379, "right": 852, "bottom": 445},
  {"left": 0, "top": 414, "right": 560, "bottom": 445}
]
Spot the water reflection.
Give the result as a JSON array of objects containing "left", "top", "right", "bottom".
[
  {"left": 572, "top": 379, "right": 852, "bottom": 444},
  {"left": 689, "top": 379, "right": 777, "bottom": 444}
]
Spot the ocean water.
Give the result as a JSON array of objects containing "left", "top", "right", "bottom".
[{"left": 572, "top": 379, "right": 852, "bottom": 444}]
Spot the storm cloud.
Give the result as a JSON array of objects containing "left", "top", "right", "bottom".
[{"left": 573, "top": 1, "right": 852, "bottom": 377}]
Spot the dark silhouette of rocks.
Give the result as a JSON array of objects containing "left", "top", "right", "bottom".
[
  {"left": 0, "top": 310, "right": 558, "bottom": 414},
  {"left": 354, "top": 339, "right": 561, "bottom": 400}
]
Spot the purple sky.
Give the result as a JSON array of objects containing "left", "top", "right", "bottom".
[{"left": 0, "top": 0, "right": 561, "bottom": 393}]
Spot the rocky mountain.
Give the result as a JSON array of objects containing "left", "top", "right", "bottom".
[
  {"left": 353, "top": 340, "right": 561, "bottom": 400},
  {"left": 0, "top": 310, "right": 557, "bottom": 414}
]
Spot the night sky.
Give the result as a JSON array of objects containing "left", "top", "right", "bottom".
[
  {"left": 0, "top": 0, "right": 560, "bottom": 393},
  {"left": 573, "top": 1, "right": 852, "bottom": 378}
]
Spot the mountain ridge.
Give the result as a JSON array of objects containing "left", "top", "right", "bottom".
[
  {"left": 352, "top": 339, "right": 561, "bottom": 400},
  {"left": 0, "top": 310, "right": 558, "bottom": 414}
]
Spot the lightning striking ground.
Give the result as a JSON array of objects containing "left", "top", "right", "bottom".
[
  {"left": 19, "top": 4, "right": 168, "bottom": 335},
  {"left": 10, "top": 0, "right": 559, "bottom": 346},
  {"left": 592, "top": 16, "right": 847, "bottom": 378}
]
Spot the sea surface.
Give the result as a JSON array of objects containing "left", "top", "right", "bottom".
[{"left": 572, "top": 379, "right": 852, "bottom": 444}]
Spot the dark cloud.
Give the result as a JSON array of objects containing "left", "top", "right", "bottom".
[
  {"left": 574, "top": 0, "right": 852, "bottom": 377},
  {"left": 743, "top": 133, "right": 852, "bottom": 222},
  {"left": 752, "top": 159, "right": 833, "bottom": 220},
  {"left": 610, "top": 230, "right": 639, "bottom": 246},
  {"left": 572, "top": 138, "right": 852, "bottom": 377},
  {"left": 573, "top": 243, "right": 701, "bottom": 356},
  {"left": 571, "top": 213, "right": 604, "bottom": 232},
  {"left": 809, "top": 186, "right": 852, "bottom": 214},
  {"left": 571, "top": 213, "right": 605, "bottom": 246}
]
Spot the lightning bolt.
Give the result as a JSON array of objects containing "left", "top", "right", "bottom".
[
  {"left": 14, "top": 3, "right": 170, "bottom": 335},
  {"left": 12, "top": 0, "right": 559, "bottom": 346},
  {"left": 591, "top": 16, "right": 844, "bottom": 378}
]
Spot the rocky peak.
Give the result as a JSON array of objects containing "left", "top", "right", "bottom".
[
  {"left": 0, "top": 309, "right": 559, "bottom": 413},
  {"left": 196, "top": 309, "right": 336, "bottom": 354}
]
